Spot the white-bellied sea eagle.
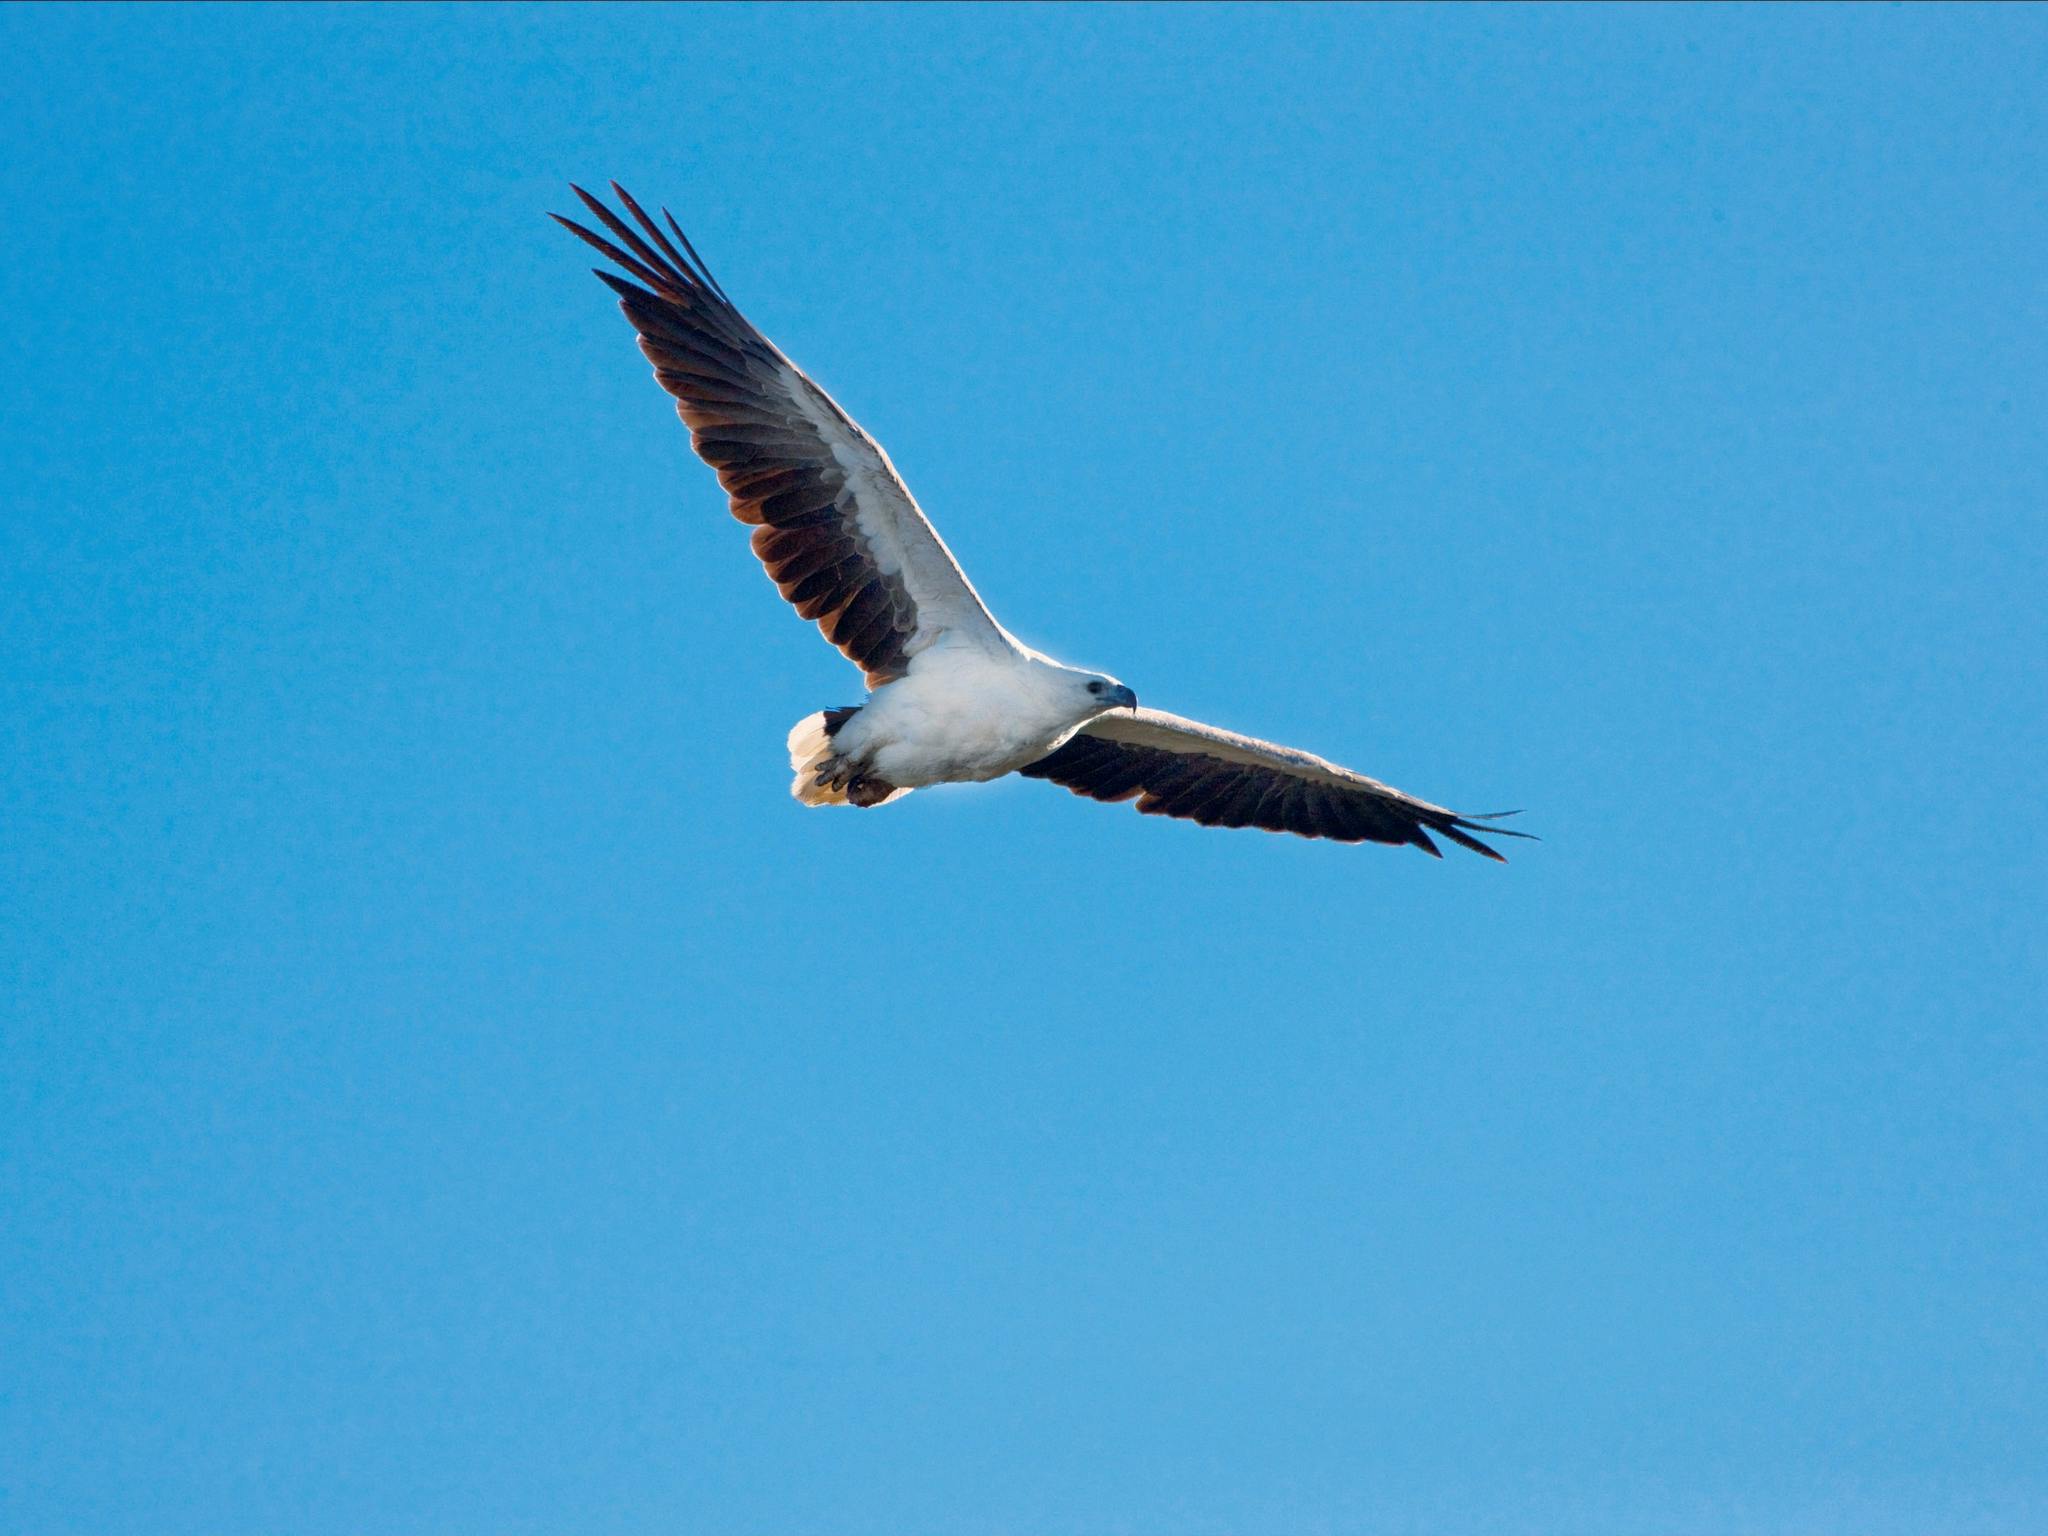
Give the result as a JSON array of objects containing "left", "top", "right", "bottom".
[{"left": 556, "top": 184, "right": 1529, "bottom": 861}]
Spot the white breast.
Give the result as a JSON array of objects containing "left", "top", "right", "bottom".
[{"left": 844, "top": 647, "right": 1083, "bottom": 788}]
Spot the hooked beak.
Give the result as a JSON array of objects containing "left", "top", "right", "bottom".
[{"left": 1104, "top": 684, "right": 1139, "bottom": 711}]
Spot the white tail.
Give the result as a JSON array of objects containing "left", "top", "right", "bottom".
[
  {"left": 787, "top": 707, "right": 910, "bottom": 808},
  {"left": 787, "top": 710, "right": 852, "bottom": 806}
]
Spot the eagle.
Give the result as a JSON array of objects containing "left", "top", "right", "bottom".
[{"left": 555, "top": 184, "right": 1529, "bottom": 861}]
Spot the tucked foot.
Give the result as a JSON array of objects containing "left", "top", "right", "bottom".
[
  {"left": 845, "top": 773, "right": 900, "bottom": 808},
  {"left": 812, "top": 754, "right": 857, "bottom": 792},
  {"left": 788, "top": 709, "right": 911, "bottom": 808}
]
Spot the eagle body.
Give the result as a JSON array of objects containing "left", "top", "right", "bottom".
[
  {"left": 557, "top": 183, "right": 1530, "bottom": 861},
  {"left": 844, "top": 649, "right": 1107, "bottom": 788},
  {"left": 789, "top": 645, "right": 1118, "bottom": 806}
]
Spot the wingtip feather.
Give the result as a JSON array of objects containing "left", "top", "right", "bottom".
[
  {"left": 611, "top": 182, "right": 695, "bottom": 279},
  {"left": 1439, "top": 822, "right": 1512, "bottom": 862},
  {"left": 663, "top": 205, "right": 734, "bottom": 304}
]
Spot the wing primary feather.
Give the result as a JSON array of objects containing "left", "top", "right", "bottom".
[
  {"left": 554, "top": 214, "right": 674, "bottom": 296},
  {"left": 1437, "top": 824, "right": 1509, "bottom": 862},
  {"left": 1404, "top": 824, "right": 1445, "bottom": 858},
  {"left": 1462, "top": 810, "right": 1538, "bottom": 840},
  {"left": 610, "top": 182, "right": 695, "bottom": 284},
  {"left": 1462, "top": 820, "right": 1537, "bottom": 842},
  {"left": 663, "top": 206, "right": 735, "bottom": 305},
  {"left": 571, "top": 185, "right": 684, "bottom": 291}
]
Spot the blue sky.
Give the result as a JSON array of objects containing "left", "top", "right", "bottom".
[{"left": 3, "top": 5, "right": 2043, "bottom": 1533}]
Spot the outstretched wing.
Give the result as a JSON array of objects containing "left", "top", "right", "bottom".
[
  {"left": 555, "top": 183, "right": 1013, "bottom": 685},
  {"left": 1021, "top": 708, "right": 1531, "bottom": 860}
]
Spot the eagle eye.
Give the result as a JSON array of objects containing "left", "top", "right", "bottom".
[{"left": 1087, "top": 681, "right": 1104, "bottom": 694}]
